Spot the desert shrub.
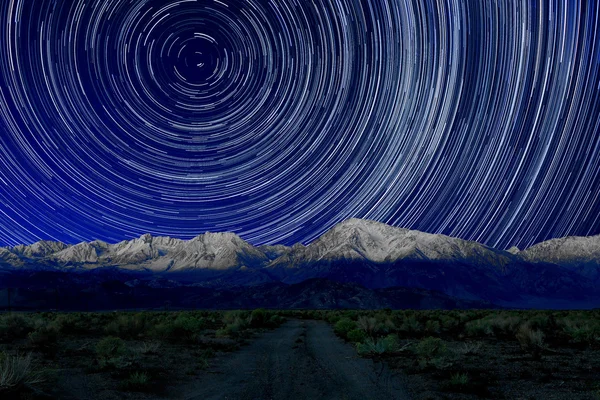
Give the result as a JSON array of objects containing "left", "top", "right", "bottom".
[
  {"left": 96, "top": 337, "right": 128, "bottom": 369},
  {"left": 415, "top": 337, "right": 448, "bottom": 360},
  {"left": 347, "top": 329, "right": 367, "bottom": 343},
  {"left": 457, "top": 341, "right": 482, "bottom": 355},
  {"left": 342, "top": 310, "right": 358, "bottom": 320},
  {"left": 223, "top": 311, "right": 249, "bottom": 325},
  {"left": 216, "top": 314, "right": 249, "bottom": 338},
  {"left": 148, "top": 322, "right": 174, "bottom": 340},
  {"left": 120, "top": 371, "right": 151, "bottom": 392},
  {"left": 488, "top": 314, "right": 522, "bottom": 337},
  {"left": 439, "top": 315, "right": 460, "bottom": 332},
  {"left": 250, "top": 309, "right": 267, "bottom": 327},
  {"left": 53, "top": 314, "right": 90, "bottom": 335},
  {"left": 399, "top": 316, "right": 422, "bottom": 336},
  {"left": 137, "top": 341, "right": 160, "bottom": 355},
  {"left": 173, "top": 314, "right": 206, "bottom": 335},
  {"left": 516, "top": 324, "right": 545, "bottom": 360},
  {"left": 0, "top": 353, "right": 43, "bottom": 392},
  {"left": 148, "top": 313, "right": 206, "bottom": 341},
  {"left": 356, "top": 336, "right": 396, "bottom": 356},
  {"left": 425, "top": 320, "right": 441, "bottom": 335},
  {"left": 326, "top": 312, "right": 342, "bottom": 325},
  {"left": 0, "top": 314, "right": 33, "bottom": 342},
  {"left": 105, "top": 314, "right": 148, "bottom": 339},
  {"left": 197, "top": 348, "right": 214, "bottom": 370},
  {"left": 334, "top": 318, "right": 356, "bottom": 339},
  {"left": 465, "top": 319, "right": 493, "bottom": 337},
  {"left": 266, "top": 314, "right": 286, "bottom": 327},
  {"left": 381, "top": 334, "right": 400, "bottom": 352},
  {"left": 561, "top": 320, "right": 600, "bottom": 344},
  {"left": 415, "top": 337, "right": 450, "bottom": 368},
  {"left": 28, "top": 323, "right": 59, "bottom": 349},
  {"left": 356, "top": 316, "right": 379, "bottom": 337},
  {"left": 447, "top": 372, "right": 469, "bottom": 391},
  {"left": 527, "top": 313, "right": 551, "bottom": 331},
  {"left": 380, "top": 317, "right": 396, "bottom": 334}
]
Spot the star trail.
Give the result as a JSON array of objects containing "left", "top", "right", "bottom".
[{"left": 0, "top": 0, "right": 599, "bottom": 250}]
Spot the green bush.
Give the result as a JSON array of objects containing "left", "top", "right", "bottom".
[
  {"left": 465, "top": 319, "right": 493, "bottom": 337},
  {"left": 173, "top": 314, "right": 206, "bottom": 335},
  {"left": 0, "top": 314, "right": 33, "bottom": 342},
  {"left": 448, "top": 372, "right": 469, "bottom": 390},
  {"left": 415, "top": 337, "right": 447, "bottom": 359},
  {"left": 0, "top": 353, "right": 43, "bottom": 392},
  {"left": 250, "top": 309, "right": 267, "bottom": 327},
  {"left": 347, "top": 329, "right": 367, "bottom": 343},
  {"left": 54, "top": 314, "right": 91, "bottom": 335},
  {"left": 561, "top": 320, "right": 599, "bottom": 344},
  {"left": 267, "top": 314, "right": 286, "bottom": 327},
  {"left": 28, "top": 324, "right": 59, "bottom": 349},
  {"left": 399, "top": 316, "right": 422, "bottom": 335},
  {"left": 425, "top": 320, "right": 441, "bottom": 335},
  {"left": 356, "top": 316, "right": 379, "bottom": 336},
  {"left": 216, "top": 315, "right": 249, "bottom": 338},
  {"left": 120, "top": 371, "right": 151, "bottom": 392},
  {"left": 96, "top": 337, "right": 128, "bottom": 369},
  {"left": 105, "top": 314, "right": 148, "bottom": 339},
  {"left": 356, "top": 334, "right": 399, "bottom": 356},
  {"left": 334, "top": 318, "right": 356, "bottom": 339},
  {"left": 516, "top": 324, "right": 545, "bottom": 360}
]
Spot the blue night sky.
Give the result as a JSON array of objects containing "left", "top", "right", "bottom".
[{"left": 0, "top": 0, "right": 599, "bottom": 249}]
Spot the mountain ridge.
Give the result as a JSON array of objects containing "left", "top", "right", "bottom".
[{"left": 1, "top": 219, "right": 599, "bottom": 308}]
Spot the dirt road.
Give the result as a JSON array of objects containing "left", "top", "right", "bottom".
[{"left": 174, "top": 319, "right": 409, "bottom": 400}]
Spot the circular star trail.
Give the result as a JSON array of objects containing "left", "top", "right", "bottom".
[{"left": 0, "top": 0, "right": 599, "bottom": 249}]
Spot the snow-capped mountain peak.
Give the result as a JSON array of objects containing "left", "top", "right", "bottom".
[{"left": 521, "top": 234, "right": 600, "bottom": 264}]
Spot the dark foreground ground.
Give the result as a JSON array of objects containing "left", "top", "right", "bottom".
[
  {"left": 174, "top": 319, "right": 408, "bottom": 400},
  {"left": 1, "top": 309, "right": 600, "bottom": 399}
]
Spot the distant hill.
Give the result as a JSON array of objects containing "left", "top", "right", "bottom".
[{"left": 1, "top": 219, "right": 599, "bottom": 309}]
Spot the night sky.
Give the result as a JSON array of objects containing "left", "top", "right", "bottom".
[{"left": 0, "top": 0, "right": 599, "bottom": 249}]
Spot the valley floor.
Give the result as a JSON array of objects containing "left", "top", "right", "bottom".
[{"left": 2, "top": 309, "right": 600, "bottom": 399}]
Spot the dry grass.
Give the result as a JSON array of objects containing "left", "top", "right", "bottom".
[{"left": 0, "top": 353, "right": 43, "bottom": 392}]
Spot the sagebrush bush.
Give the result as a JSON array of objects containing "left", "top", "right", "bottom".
[
  {"left": 120, "top": 371, "right": 151, "bottom": 392},
  {"left": 28, "top": 323, "right": 59, "bottom": 349},
  {"left": 137, "top": 341, "right": 160, "bottom": 355},
  {"left": 0, "top": 314, "right": 33, "bottom": 342},
  {"left": 53, "top": 314, "right": 91, "bottom": 335},
  {"left": 516, "top": 324, "right": 545, "bottom": 360},
  {"left": 399, "top": 316, "right": 422, "bottom": 335},
  {"left": 457, "top": 341, "right": 482, "bottom": 355},
  {"left": 356, "top": 316, "right": 379, "bottom": 336},
  {"left": 334, "top": 318, "right": 356, "bottom": 339},
  {"left": 356, "top": 334, "right": 399, "bottom": 356},
  {"left": 216, "top": 314, "right": 249, "bottom": 338},
  {"left": 415, "top": 336, "right": 448, "bottom": 361},
  {"left": 561, "top": 319, "right": 600, "bottom": 344},
  {"left": 105, "top": 314, "right": 148, "bottom": 339},
  {"left": 448, "top": 372, "right": 469, "bottom": 389},
  {"left": 250, "top": 309, "right": 267, "bottom": 327},
  {"left": 465, "top": 318, "right": 493, "bottom": 337},
  {"left": 425, "top": 320, "right": 441, "bottom": 335},
  {"left": 96, "top": 336, "right": 128, "bottom": 369},
  {"left": 347, "top": 329, "right": 367, "bottom": 343},
  {"left": 0, "top": 353, "right": 43, "bottom": 392}
]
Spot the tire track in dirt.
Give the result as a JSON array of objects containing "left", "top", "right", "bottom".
[{"left": 175, "top": 319, "right": 409, "bottom": 400}]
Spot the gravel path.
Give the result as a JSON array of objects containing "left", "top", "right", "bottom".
[{"left": 175, "top": 319, "right": 410, "bottom": 400}]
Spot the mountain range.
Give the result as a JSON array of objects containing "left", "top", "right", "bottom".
[{"left": 1, "top": 219, "right": 599, "bottom": 310}]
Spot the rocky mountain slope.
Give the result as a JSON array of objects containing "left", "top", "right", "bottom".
[
  {"left": 519, "top": 234, "right": 600, "bottom": 281},
  {"left": 1, "top": 219, "right": 599, "bottom": 308}
]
